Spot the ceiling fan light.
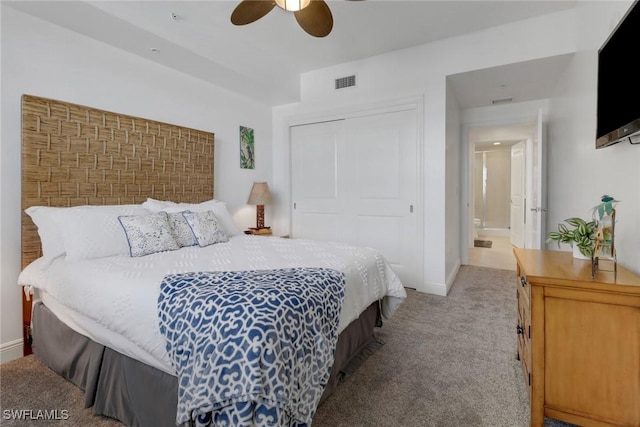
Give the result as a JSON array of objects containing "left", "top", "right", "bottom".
[{"left": 275, "top": 0, "right": 311, "bottom": 12}]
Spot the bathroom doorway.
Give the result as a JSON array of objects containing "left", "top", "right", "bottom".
[
  {"left": 460, "top": 104, "right": 548, "bottom": 271},
  {"left": 470, "top": 140, "right": 522, "bottom": 271}
]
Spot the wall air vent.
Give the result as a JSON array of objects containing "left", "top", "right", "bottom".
[
  {"left": 491, "top": 97, "right": 513, "bottom": 105},
  {"left": 335, "top": 75, "right": 356, "bottom": 90}
]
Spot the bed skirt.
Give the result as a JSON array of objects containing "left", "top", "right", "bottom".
[{"left": 32, "top": 300, "right": 382, "bottom": 427}]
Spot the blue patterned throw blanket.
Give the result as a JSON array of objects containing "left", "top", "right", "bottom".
[{"left": 158, "top": 268, "right": 346, "bottom": 427}]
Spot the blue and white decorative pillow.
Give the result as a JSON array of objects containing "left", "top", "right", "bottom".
[
  {"left": 118, "top": 211, "right": 180, "bottom": 257},
  {"left": 182, "top": 210, "right": 229, "bottom": 247},
  {"left": 166, "top": 211, "right": 197, "bottom": 247}
]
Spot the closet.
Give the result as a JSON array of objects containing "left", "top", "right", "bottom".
[{"left": 290, "top": 108, "right": 421, "bottom": 287}]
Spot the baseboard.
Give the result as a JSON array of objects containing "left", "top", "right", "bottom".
[
  {"left": 0, "top": 338, "right": 23, "bottom": 364},
  {"left": 417, "top": 282, "right": 447, "bottom": 296},
  {"left": 445, "top": 260, "right": 461, "bottom": 295},
  {"left": 415, "top": 260, "right": 461, "bottom": 297}
]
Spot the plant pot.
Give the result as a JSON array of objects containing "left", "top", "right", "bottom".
[{"left": 572, "top": 245, "right": 590, "bottom": 260}]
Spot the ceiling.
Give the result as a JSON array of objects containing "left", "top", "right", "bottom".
[{"left": 7, "top": 0, "right": 577, "bottom": 106}]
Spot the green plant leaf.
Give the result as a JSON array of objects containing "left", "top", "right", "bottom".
[{"left": 566, "top": 217, "right": 585, "bottom": 227}]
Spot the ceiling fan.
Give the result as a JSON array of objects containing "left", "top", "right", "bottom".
[{"left": 230, "top": 0, "right": 335, "bottom": 38}]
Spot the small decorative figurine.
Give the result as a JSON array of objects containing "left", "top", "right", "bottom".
[{"left": 591, "top": 195, "right": 619, "bottom": 278}]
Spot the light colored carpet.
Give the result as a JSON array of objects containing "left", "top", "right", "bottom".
[{"left": 0, "top": 265, "right": 574, "bottom": 426}]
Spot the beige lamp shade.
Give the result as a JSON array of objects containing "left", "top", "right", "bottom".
[{"left": 247, "top": 182, "right": 272, "bottom": 205}]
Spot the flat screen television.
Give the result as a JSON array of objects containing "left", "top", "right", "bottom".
[{"left": 596, "top": 0, "right": 640, "bottom": 149}]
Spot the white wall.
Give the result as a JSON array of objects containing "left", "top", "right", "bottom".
[
  {"left": 546, "top": 0, "right": 639, "bottom": 273},
  {"left": 0, "top": 7, "right": 273, "bottom": 361},
  {"left": 273, "top": 8, "right": 577, "bottom": 294}
]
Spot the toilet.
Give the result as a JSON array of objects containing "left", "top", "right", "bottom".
[{"left": 473, "top": 218, "right": 481, "bottom": 238}]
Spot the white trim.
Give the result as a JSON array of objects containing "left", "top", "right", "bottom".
[
  {"left": 0, "top": 338, "right": 23, "bottom": 364},
  {"left": 417, "top": 281, "right": 447, "bottom": 296},
  {"left": 285, "top": 96, "right": 423, "bottom": 128},
  {"left": 418, "top": 254, "right": 459, "bottom": 296},
  {"left": 445, "top": 259, "right": 462, "bottom": 295}
]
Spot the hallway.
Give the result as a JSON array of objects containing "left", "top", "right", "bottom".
[{"left": 468, "top": 235, "right": 517, "bottom": 271}]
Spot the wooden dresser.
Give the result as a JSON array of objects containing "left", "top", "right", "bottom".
[{"left": 513, "top": 248, "right": 640, "bottom": 427}]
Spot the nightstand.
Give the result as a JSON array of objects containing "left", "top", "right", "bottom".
[{"left": 244, "top": 228, "right": 272, "bottom": 236}]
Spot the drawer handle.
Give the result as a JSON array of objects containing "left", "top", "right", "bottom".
[
  {"left": 520, "top": 277, "right": 527, "bottom": 287},
  {"left": 516, "top": 325, "right": 524, "bottom": 335}
]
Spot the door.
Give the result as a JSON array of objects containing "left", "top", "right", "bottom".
[
  {"left": 510, "top": 141, "right": 525, "bottom": 247},
  {"left": 343, "top": 111, "right": 419, "bottom": 286},
  {"left": 527, "top": 109, "right": 547, "bottom": 249},
  {"left": 291, "top": 109, "right": 421, "bottom": 287},
  {"left": 290, "top": 120, "right": 345, "bottom": 243}
]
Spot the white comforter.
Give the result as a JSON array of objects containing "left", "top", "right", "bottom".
[{"left": 18, "top": 235, "right": 406, "bottom": 375}]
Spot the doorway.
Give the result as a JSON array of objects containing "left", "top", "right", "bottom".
[
  {"left": 464, "top": 122, "right": 540, "bottom": 271},
  {"left": 470, "top": 139, "right": 523, "bottom": 271}
]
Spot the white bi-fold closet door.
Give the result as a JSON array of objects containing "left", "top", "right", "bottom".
[{"left": 291, "top": 108, "right": 421, "bottom": 287}]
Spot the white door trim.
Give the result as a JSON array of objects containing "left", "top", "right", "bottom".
[{"left": 510, "top": 141, "right": 526, "bottom": 248}]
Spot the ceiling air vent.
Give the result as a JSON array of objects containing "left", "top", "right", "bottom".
[{"left": 335, "top": 75, "right": 356, "bottom": 90}]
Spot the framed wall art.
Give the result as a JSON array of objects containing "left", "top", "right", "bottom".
[{"left": 240, "top": 126, "right": 255, "bottom": 169}]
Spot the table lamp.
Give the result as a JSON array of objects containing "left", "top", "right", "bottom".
[{"left": 247, "top": 181, "right": 272, "bottom": 230}]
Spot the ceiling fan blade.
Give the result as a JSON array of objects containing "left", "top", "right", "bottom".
[
  {"left": 294, "top": 0, "right": 333, "bottom": 38},
  {"left": 231, "top": 0, "right": 276, "bottom": 26}
]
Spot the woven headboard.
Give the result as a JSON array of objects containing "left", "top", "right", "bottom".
[{"left": 21, "top": 94, "right": 215, "bottom": 268}]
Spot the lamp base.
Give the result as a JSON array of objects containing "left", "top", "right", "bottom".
[{"left": 256, "top": 204, "right": 266, "bottom": 229}]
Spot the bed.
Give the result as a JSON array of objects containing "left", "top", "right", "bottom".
[{"left": 18, "top": 95, "right": 406, "bottom": 427}]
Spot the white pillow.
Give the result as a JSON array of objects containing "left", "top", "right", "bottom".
[
  {"left": 142, "top": 198, "right": 216, "bottom": 212},
  {"left": 24, "top": 206, "right": 68, "bottom": 261},
  {"left": 161, "top": 200, "right": 241, "bottom": 237},
  {"left": 141, "top": 198, "right": 178, "bottom": 212},
  {"left": 208, "top": 202, "right": 242, "bottom": 237},
  {"left": 55, "top": 204, "right": 150, "bottom": 261},
  {"left": 182, "top": 210, "right": 229, "bottom": 247},
  {"left": 118, "top": 212, "right": 180, "bottom": 257},
  {"left": 165, "top": 211, "right": 197, "bottom": 247},
  {"left": 142, "top": 197, "right": 220, "bottom": 212}
]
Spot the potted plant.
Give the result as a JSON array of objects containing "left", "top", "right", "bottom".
[{"left": 547, "top": 217, "right": 597, "bottom": 259}]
